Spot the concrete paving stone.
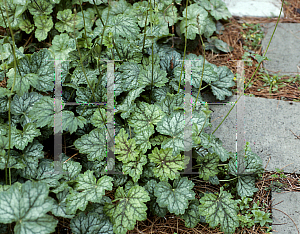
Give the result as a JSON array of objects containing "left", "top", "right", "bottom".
[
  {"left": 271, "top": 191, "right": 300, "bottom": 233},
  {"left": 199, "top": 93, "right": 300, "bottom": 174},
  {"left": 221, "top": 0, "right": 284, "bottom": 18},
  {"left": 261, "top": 23, "right": 300, "bottom": 77}
]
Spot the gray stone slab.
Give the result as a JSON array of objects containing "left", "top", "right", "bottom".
[
  {"left": 271, "top": 191, "right": 300, "bottom": 233},
  {"left": 221, "top": 0, "right": 284, "bottom": 18},
  {"left": 200, "top": 93, "right": 300, "bottom": 174},
  {"left": 261, "top": 23, "right": 300, "bottom": 77}
]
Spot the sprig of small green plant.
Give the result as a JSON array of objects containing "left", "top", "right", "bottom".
[
  {"left": 264, "top": 167, "right": 289, "bottom": 193},
  {"left": 241, "top": 22, "right": 265, "bottom": 50},
  {"left": 272, "top": 168, "right": 287, "bottom": 178},
  {"left": 237, "top": 197, "right": 273, "bottom": 233},
  {"left": 257, "top": 68, "right": 290, "bottom": 93},
  {"left": 242, "top": 50, "right": 269, "bottom": 67}
]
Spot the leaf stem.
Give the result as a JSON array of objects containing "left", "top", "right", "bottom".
[
  {"left": 141, "top": 0, "right": 151, "bottom": 55},
  {"left": 111, "top": 36, "right": 122, "bottom": 60},
  {"left": 2, "top": 0, "right": 19, "bottom": 186},
  {"left": 177, "top": 0, "right": 188, "bottom": 94},
  {"left": 78, "top": 0, "right": 89, "bottom": 48},
  {"left": 219, "top": 177, "right": 238, "bottom": 182},
  {"left": 73, "top": 6, "right": 115, "bottom": 153},
  {"left": 192, "top": 21, "right": 206, "bottom": 113},
  {"left": 80, "top": 1, "right": 110, "bottom": 116},
  {"left": 149, "top": 40, "right": 154, "bottom": 103}
]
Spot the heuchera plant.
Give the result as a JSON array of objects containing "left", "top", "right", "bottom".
[{"left": 0, "top": 0, "right": 272, "bottom": 233}]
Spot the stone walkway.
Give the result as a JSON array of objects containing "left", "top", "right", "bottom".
[
  {"left": 261, "top": 22, "right": 300, "bottom": 77},
  {"left": 209, "top": 1, "right": 300, "bottom": 233},
  {"left": 221, "top": 0, "right": 284, "bottom": 18}
]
